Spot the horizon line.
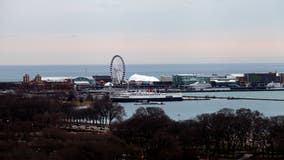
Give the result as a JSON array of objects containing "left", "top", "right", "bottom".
[{"left": 0, "top": 62, "right": 284, "bottom": 66}]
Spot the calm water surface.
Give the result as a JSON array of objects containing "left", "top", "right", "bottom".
[{"left": 121, "top": 91, "right": 284, "bottom": 120}]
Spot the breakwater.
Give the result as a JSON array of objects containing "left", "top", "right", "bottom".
[{"left": 183, "top": 95, "right": 284, "bottom": 101}]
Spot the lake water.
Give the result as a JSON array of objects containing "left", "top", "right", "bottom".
[
  {"left": 1, "top": 63, "right": 284, "bottom": 82},
  {"left": 120, "top": 91, "right": 284, "bottom": 120}
]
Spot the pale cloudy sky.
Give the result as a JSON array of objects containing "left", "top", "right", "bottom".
[{"left": 0, "top": 0, "right": 284, "bottom": 65}]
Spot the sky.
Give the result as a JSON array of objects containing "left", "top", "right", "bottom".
[{"left": 0, "top": 0, "right": 284, "bottom": 65}]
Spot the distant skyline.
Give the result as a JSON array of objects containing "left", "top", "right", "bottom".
[{"left": 1, "top": 0, "right": 284, "bottom": 65}]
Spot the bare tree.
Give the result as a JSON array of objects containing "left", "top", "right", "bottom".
[{"left": 92, "top": 96, "right": 125, "bottom": 125}]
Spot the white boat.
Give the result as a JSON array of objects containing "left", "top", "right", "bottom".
[
  {"left": 266, "top": 82, "right": 283, "bottom": 89},
  {"left": 110, "top": 91, "right": 183, "bottom": 102}
]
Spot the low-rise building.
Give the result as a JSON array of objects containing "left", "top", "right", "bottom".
[
  {"left": 279, "top": 73, "right": 284, "bottom": 84},
  {"left": 93, "top": 75, "right": 112, "bottom": 86},
  {"left": 210, "top": 79, "right": 239, "bottom": 88},
  {"left": 244, "top": 72, "right": 278, "bottom": 88},
  {"left": 160, "top": 76, "right": 173, "bottom": 82},
  {"left": 172, "top": 74, "right": 210, "bottom": 88},
  {"left": 73, "top": 77, "right": 94, "bottom": 90},
  {"left": 23, "top": 74, "right": 30, "bottom": 84},
  {"left": 22, "top": 75, "right": 74, "bottom": 90}
]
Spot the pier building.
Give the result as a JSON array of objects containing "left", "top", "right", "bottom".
[
  {"left": 280, "top": 73, "right": 284, "bottom": 84},
  {"left": 244, "top": 73, "right": 278, "bottom": 88},
  {"left": 160, "top": 76, "right": 173, "bottom": 82},
  {"left": 210, "top": 79, "right": 239, "bottom": 88},
  {"left": 23, "top": 74, "right": 30, "bottom": 84},
  {"left": 93, "top": 75, "right": 112, "bottom": 88},
  {"left": 73, "top": 77, "right": 94, "bottom": 90},
  {"left": 172, "top": 74, "right": 210, "bottom": 88},
  {"left": 21, "top": 75, "right": 73, "bottom": 90}
]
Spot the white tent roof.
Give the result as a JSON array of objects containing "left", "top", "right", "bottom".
[
  {"left": 42, "top": 77, "right": 72, "bottom": 82},
  {"left": 104, "top": 82, "right": 113, "bottom": 87},
  {"left": 128, "top": 74, "right": 160, "bottom": 82},
  {"left": 226, "top": 73, "right": 244, "bottom": 79}
]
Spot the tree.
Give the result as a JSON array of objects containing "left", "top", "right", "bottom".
[
  {"left": 92, "top": 96, "right": 126, "bottom": 125},
  {"left": 107, "top": 103, "right": 125, "bottom": 124},
  {"left": 112, "top": 107, "right": 175, "bottom": 159},
  {"left": 270, "top": 116, "right": 284, "bottom": 156},
  {"left": 67, "top": 91, "right": 76, "bottom": 101}
]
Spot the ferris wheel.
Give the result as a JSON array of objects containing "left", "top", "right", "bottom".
[{"left": 110, "top": 55, "right": 126, "bottom": 85}]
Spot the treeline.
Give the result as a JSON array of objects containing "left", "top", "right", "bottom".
[
  {"left": 0, "top": 94, "right": 65, "bottom": 131},
  {"left": 112, "top": 107, "right": 284, "bottom": 159},
  {"left": 0, "top": 94, "right": 125, "bottom": 129},
  {"left": 65, "top": 96, "right": 125, "bottom": 125},
  {"left": 0, "top": 94, "right": 132, "bottom": 160},
  {"left": 1, "top": 94, "right": 284, "bottom": 159}
]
